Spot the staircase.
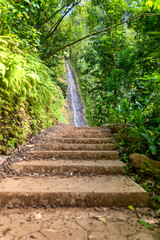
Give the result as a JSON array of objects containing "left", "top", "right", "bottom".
[{"left": 0, "top": 125, "right": 149, "bottom": 208}]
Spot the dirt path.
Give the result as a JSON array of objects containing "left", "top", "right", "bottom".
[
  {"left": 0, "top": 207, "right": 159, "bottom": 240},
  {"left": 0, "top": 124, "right": 159, "bottom": 239}
]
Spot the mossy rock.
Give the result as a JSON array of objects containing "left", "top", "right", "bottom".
[
  {"left": 130, "top": 154, "right": 160, "bottom": 180},
  {"left": 110, "top": 124, "right": 125, "bottom": 133}
]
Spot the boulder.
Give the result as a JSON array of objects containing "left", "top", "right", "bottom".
[
  {"left": 130, "top": 154, "right": 160, "bottom": 180},
  {"left": 110, "top": 124, "right": 125, "bottom": 133}
]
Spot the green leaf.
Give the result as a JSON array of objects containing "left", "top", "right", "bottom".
[
  {"left": 138, "top": 219, "right": 154, "bottom": 230},
  {"left": 141, "top": 133, "right": 152, "bottom": 144},
  {"left": 119, "top": 141, "right": 124, "bottom": 146},
  {"left": 0, "top": 62, "right": 6, "bottom": 77},
  {"left": 121, "top": 99, "right": 129, "bottom": 113},
  {"left": 134, "top": 109, "right": 143, "bottom": 128},
  {"left": 149, "top": 146, "right": 157, "bottom": 155},
  {"left": 128, "top": 205, "right": 135, "bottom": 211},
  {"left": 146, "top": 0, "right": 154, "bottom": 8}
]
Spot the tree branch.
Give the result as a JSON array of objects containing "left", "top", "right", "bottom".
[
  {"left": 41, "top": 6, "right": 74, "bottom": 45},
  {"left": 37, "top": 5, "right": 66, "bottom": 30},
  {"left": 42, "top": 13, "right": 160, "bottom": 60},
  {"left": 37, "top": 0, "right": 81, "bottom": 30}
]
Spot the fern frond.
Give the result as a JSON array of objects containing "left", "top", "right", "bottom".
[
  {"left": 0, "top": 62, "right": 6, "bottom": 77},
  {"left": 0, "top": 38, "right": 8, "bottom": 46},
  {"left": 1, "top": 77, "right": 9, "bottom": 88},
  {"left": 0, "top": 46, "right": 6, "bottom": 51},
  {"left": 0, "top": 52, "right": 7, "bottom": 60}
]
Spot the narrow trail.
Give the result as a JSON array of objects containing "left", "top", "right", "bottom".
[{"left": 66, "top": 60, "right": 86, "bottom": 127}]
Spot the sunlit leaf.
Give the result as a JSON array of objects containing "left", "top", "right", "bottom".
[
  {"left": 128, "top": 205, "right": 135, "bottom": 211},
  {"left": 146, "top": 0, "right": 154, "bottom": 7},
  {"left": 138, "top": 219, "right": 154, "bottom": 230}
]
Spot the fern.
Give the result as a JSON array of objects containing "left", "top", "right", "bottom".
[
  {"left": 0, "top": 35, "right": 66, "bottom": 154},
  {"left": 0, "top": 46, "right": 6, "bottom": 51},
  {"left": 0, "top": 62, "right": 6, "bottom": 77},
  {"left": 0, "top": 38, "right": 8, "bottom": 46},
  {"left": 0, "top": 52, "right": 7, "bottom": 61}
]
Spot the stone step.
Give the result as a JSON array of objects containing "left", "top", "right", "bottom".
[
  {"left": 40, "top": 138, "right": 114, "bottom": 144},
  {"left": 51, "top": 126, "right": 109, "bottom": 132},
  {"left": 33, "top": 143, "right": 116, "bottom": 151},
  {"left": 50, "top": 133, "right": 109, "bottom": 138},
  {"left": 12, "top": 160, "right": 125, "bottom": 175},
  {"left": 0, "top": 176, "right": 149, "bottom": 207},
  {"left": 58, "top": 128, "right": 107, "bottom": 133},
  {"left": 28, "top": 150, "right": 119, "bottom": 160},
  {"left": 58, "top": 127, "right": 104, "bottom": 130}
]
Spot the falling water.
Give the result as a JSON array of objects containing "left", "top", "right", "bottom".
[{"left": 66, "top": 60, "right": 86, "bottom": 127}]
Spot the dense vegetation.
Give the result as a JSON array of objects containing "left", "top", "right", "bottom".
[
  {"left": 0, "top": 0, "right": 74, "bottom": 153},
  {"left": 68, "top": 0, "right": 160, "bottom": 162},
  {"left": 0, "top": 35, "right": 66, "bottom": 153}
]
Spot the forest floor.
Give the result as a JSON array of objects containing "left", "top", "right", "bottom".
[{"left": 0, "top": 124, "right": 160, "bottom": 240}]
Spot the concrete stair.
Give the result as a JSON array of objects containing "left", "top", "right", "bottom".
[
  {"left": 0, "top": 176, "right": 148, "bottom": 208},
  {"left": 27, "top": 150, "right": 119, "bottom": 160},
  {"left": 12, "top": 160, "right": 126, "bottom": 175},
  {"left": 40, "top": 137, "right": 114, "bottom": 144},
  {"left": 33, "top": 143, "right": 116, "bottom": 150},
  {"left": 0, "top": 125, "right": 149, "bottom": 208},
  {"left": 49, "top": 133, "right": 109, "bottom": 138}
]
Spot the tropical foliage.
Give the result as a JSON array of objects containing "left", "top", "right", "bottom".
[
  {"left": 0, "top": 35, "right": 65, "bottom": 153},
  {"left": 69, "top": 0, "right": 160, "bottom": 160}
]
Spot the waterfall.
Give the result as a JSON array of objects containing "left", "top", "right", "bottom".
[{"left": 66, "top": 60, "right": 86, "bottom": 127}]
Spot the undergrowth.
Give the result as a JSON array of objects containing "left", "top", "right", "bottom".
[
  {"left": 120, "top": 150, "right": 160, "bottom": 209},
  {"left": 0, "top": 35, "right": 66, "bottom": 154},
  {"left": 110, "top": 123, "right": 160, "bottom": 209}
]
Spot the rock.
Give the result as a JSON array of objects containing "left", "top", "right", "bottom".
[
  {"left": 7, "top": 204, "right": 14, "bottom": 209},
  {"left": 101, "top": 124, "right": 111, "bottom": 127},
  {"left": 110, "top": 124, "right": 125, "bottom": 133},
  {"left": 30, "top": 235, "right": 36, "bottom": 239},
  {"left": 130, "top": 154, "right": 160, "bottom": 180},
  {"left": 88, "top": 235, "right": 96, "bottom": 240},
  {"left": 94, "top": 207, "right": 101, "bottom": 212},
  {"left": 26, "top": 216, "right": 32, "bottom": 222},
  {"left": 33, "top": 212, "right": 42, "bottom": 220}
]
